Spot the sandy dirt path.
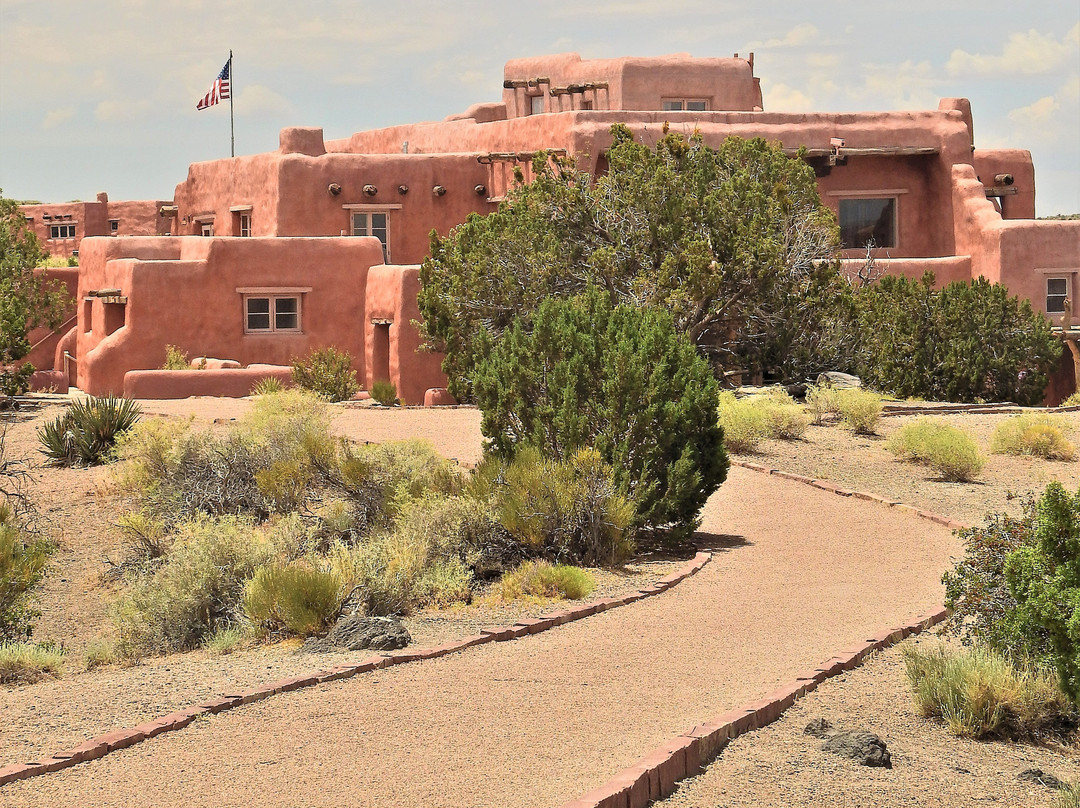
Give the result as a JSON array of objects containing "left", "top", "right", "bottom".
[{"left": 4, "top": 468, "right": 960, "bottom": 808}]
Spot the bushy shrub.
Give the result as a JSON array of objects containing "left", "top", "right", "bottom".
[
  {"left": 0, "top": 505, "right": 52, "bottom": 641},
  {"left": 1005, "top": 482, "right": 1080, "bottom": 705},
  {"left": 904, "top": 643, "right": 1077, "bottom": 741},
  {"left": 497, "top": 560, "right": 595, "bottom": 601},
  {"left": 1061, "top": 392, "right": 1080, "bottom": 408},
  {"left": 244, "top": 562, "right": 344, "bottom": 637},
  {"left": 835, "top": 388, "right": 882, "bottom": 434},
  {"left": 759, "top": 388, "right": 812, "bottom": 440},
  {"left": 111, "top": 515, "right": 272, "bottom": 658},
  {"left": 805, "top": 383, "right": 842, "bottom": 425},
  {"left": 716, "top": 393, "right": 769, "bottom": 453},
  {"left": 203, "top": 625, "right": 248, "bottom": 655},
  {"left": 941, "top": 495, "right": 1051, "bottom": 661},
  {"left": 473, "top": 288, "right": 728, "bottom": 540},
  {"left": 291, "top": 346, "right": 358, "bottom": 402},
  {"left": 855, "top": 273, "right": 1059, "bottom": 405},
  {"left": 0, "top": 641, "right": 65, "bottom": 684},
  {"left": 161, "top": 345, "right": 190, "bottom": 370},
  {"left": 1057, "top": 782, "right": 1080, "bottom": 808},
  {"left": 992, "top": 414, "right": 1076, "bottom": 461},
  {"left": 38, "top": 396, "right": 142, "bottom": 466},
  {"left": 470, "top": 447, "right": 636, "bottom": 566},
  {"left": 887, "top": 419, "right": 985, "bottom": 481},
  {"left": 0, "top": 364, "right": 34, "bottom": 397},
  {"left": 370, "top": 380, "right": 398, "bottom": 406},
  {"left": 83, "top": 638, "right": 118, "bottom": 670}
]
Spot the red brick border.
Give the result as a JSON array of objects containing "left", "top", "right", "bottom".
[
  {"left": 729, "top": 459, "right": 969, "bottom": 532},
  {"left": 559, "top": 605, "right": 952, "bottom": 808},
  {"left": 0, "top": 551, "right": 712, "bottom": 789}
]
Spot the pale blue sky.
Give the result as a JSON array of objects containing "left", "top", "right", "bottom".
[{"left": 1, "top": 1, "right": 1077, "bottom": 214}]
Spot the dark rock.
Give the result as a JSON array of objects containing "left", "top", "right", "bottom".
[
  {"left": 822, "top": 730, "right": 892, "bottom": 768},
  {"left": 1018, "top": 769, "right": 1063, "bottom": 790},
  {"left": 311, "top": 615, "right": 412, "bottom": 652},
  {"left": 804, "top": 718, "right": 835, "bottom": 739}
]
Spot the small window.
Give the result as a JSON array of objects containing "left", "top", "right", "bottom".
[
  {"left": 200, "top": 222, "right": 214, "bottom": 237},
  {"left": 49, "top": 223, "right": 76, "bottom": 239},
  {"left": 662, "top": 100, "right": 684, "bottom": 111},
  {"left": 838, "top": 198, "right": 897, "bottom": 249},
  {"left": 580, "top": 99, "right": 593, "bottom": 111},
  {"left": 685, "top": 100, "right": 707, "bottom": 111},
  {"left": 1047, "top": 278, "right": 1069, "bottom": 314},
  {"left": 662, "top": 99, "right": 709, "bottom": 112},
  {"left": 109, "top": 219, "right": 119, "bottom": 235},
  {"left": 245, "top": 295, "right": 301, "bottom": 333},
  {"left": 530, "top": 95, "right": 544, "bottom": 115},
  {"left": 351, "top": 211, "right": 390, "bottom": 261},
  {"left": 239, "top": 213, "right": 251, "bottom": 237}
]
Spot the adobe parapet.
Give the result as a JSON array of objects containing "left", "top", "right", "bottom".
[{"left": 280, "top": 126, "right": 327, "bottom": 157}]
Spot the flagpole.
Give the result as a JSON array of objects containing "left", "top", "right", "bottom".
[{"left": 229, "top": 50, "right": 235, "bottom": 158}]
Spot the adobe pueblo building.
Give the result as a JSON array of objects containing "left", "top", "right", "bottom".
[{"left": 26, "top": 52, "right": 1080, "bottom": 402}]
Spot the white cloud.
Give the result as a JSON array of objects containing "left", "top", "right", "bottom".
[
  {"left": 762, "top": 82, "right": 815, "bottom": 112},
  {"left": 947, "top": 23, "right": 1079, "bottom": 77},
  {"left": 747, "top": 23, "right": 818, "bottom": 50},
  {"left": 94, "top": 98, "right": 150, "bottom": 122},
  {"left": 42, "top": 107, "right": 76, "bottom": 129},
  {"left": 1009, "top": 95, "right": 1060, "bottom": 124},
  {"left": 235, "top": 84, "right": 293, "bottom": 117},
  {"left": 849, "top": 60, "right": 939, "bottom": 110}
]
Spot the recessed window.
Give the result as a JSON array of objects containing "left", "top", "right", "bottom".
[
  {"left": 351, "top": 211, "right": 390, "bottom": 261},
  {"left": 109, "top": 219, "right": 119, "bottom": 235},
  {"left": 238, "top": 213, "right": 251, "bottom": 237},
  {"left": 581, "top": 99, "right": 593, "bottom": 110},
  {"left": 245, "top": 295, "right": 301, "bottom": 333},
  {"left": 838, "top": 198, "right": 897, "bottom": 249},
  {"left": 530, "top": 95, "right": 544, "bottom": 115},
  {"left": 662, "top": 99, "right": 709, "bottom": 111},
  {"left": 200, "top": 222, "right": 214, "bottom": 237},
  {"left": 49, "top": 223, "right": 76, "bottom": 239},
  {"left": 1047, "top": 278, "right": 1069, "bottom": 314}
]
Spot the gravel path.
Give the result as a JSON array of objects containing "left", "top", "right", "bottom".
[{"left": 4, "top": 468, "right": 960, "bottom": 807}]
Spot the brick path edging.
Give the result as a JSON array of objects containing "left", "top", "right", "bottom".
[
  {"left": 730, "top": 459, "right": 970, "bottom": 532},
  {"left": 0, "top": 551, "right": 712, "bottom": 789},
  {"left": 559, "top": 605, "right": 952, "bottom": 808}
]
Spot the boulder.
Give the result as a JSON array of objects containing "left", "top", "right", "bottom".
[
  {"left": 1018, "top": 769, "right": 1064, "bottom": 790},
  {"left": 815, "top": 371, "right": 862, "bottom": 389},
  {"left": 822, "top": 729, "right": 892, "bottom": 768},
  {"left": 305, "top": 615, "right": 411, "bottom": 653}
]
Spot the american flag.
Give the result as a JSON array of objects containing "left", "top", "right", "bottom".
[{"left": 196, "top": 58, "right": 231, "bottom": 110}]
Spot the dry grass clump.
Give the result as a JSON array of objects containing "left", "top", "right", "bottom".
[
  {"left": 804, "top": 384, "right": 882, "bottom": 434},
  {"left": 244, "top": 562, "right": 344, "bottom": 637},
  {"left": 83, "top": 638, "right": 118, "bottom": 670},
  {"left": 1056, "top": 782, "right": 1080, "bottom": 808},
  {"left": 904, "top": 643, "right": 1077, "bottom": 741},
  {"left": 716, "top": 389, "right": 810, "bottom": 453},
  {"left": 887, "top": 418, "right": 986, "bottom": 482},
  {"left": 991, "top": 414, "right": 1076, "bottom": 461},
  {"left": 496, "top": 560, "right": 595, "bottom": 601},
  {"left": 0, "top": 641, "right": 65, "bottom": 684}
]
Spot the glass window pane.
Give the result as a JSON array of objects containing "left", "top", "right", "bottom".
[
  {"left": 274, "top": 297, "right": 298, "bottom": 330},
  {"left": 662, "top": 100, "right": 683, "bottom": 111},
  {"left": 839, "top": 198, "right": 896, "bottom": 249},
  {"left": 530, "top": 95, "right": 544, "bottom": 115},
  {"left": 351, "top": 212, "right": 368, "bottom": 236},
  {"left": 685, "top": 100, "right": 707, "bottom": 111},
  {"left": 247, "top": 312, "right": 270, "bottom": 330},
  {"left": 1048, "top": 278, "right": 1067, "bottom": 295}
]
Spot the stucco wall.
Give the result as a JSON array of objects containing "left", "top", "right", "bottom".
[
  {"left": 20, "top": 196, "right": 169, "bottom": 257},
  {"left": 25, "top": 266, "right": 79, "bottom": 371}
]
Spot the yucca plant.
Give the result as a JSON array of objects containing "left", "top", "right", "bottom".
[{"left": 38, "top": 396, "right": 142, "bottom": 466}]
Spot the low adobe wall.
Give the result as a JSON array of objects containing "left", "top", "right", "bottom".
[
  {"left": 123, "top": 366, "right": 293, "bottom": 399},
  {"left": 839, "top": 255, "right": 972, "bottom": 286}
]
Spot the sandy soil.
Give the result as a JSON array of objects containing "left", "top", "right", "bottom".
[
  {"left": 3, "top": 467, "right": 960, "bottom": 807},
  {"left": 3, "top": 396, "right": 1077, "bottom": 806}
]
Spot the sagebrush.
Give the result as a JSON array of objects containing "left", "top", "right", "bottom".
[{"left": 291, "top": 347, "right": 358, "bottom": 402}]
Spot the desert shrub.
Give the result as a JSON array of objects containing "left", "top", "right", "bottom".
[
  {"left": 111, "top": 515, "right": 272, "bottom": 658},
  {"left": 0, "top": 364, "right": 34, "bottom": 397},
  {"left": 855, "top": 273, "right": 1060, "bottom": 404},
  {"left": 835, "top": 388, "right": 882, "bottom": 434},
  {"left": 941, "top": 495, "right": 1051, "bottom": 662},
  {"left": 805, "top": 383, "right": 842, "bottom": 425},
  {"left": 0, "top": 505, "right": 52, "bottom": 642},
  {"left": 250, "top": 376, "right": 284, "bottom": 396},
  {"left": 38, "top": 396, "right": 142, "bottom": 467},
  {"left": 1057, "top": 782, "right": 1080, "bottom": 808},
  {"left": 83, "top": 638, "right": 118, "bottom": 670},
  {"left": 1062, "top": 392, "right": 1080, "bottom": 408},
  {"left": 473, "top": 288, "right": 728, "bottom": 540},
  {"left": 0, "top": 641, "right": 65, "bottom": 684},
  {"left": 161, "top": 345, "right": 190, "bottom": 370},
  {"left": 469, "top": 447, "right": 636, "bottom": 566},
  {"left": 370, "top": 380, "right": 398, "bottom": 406},
  {"left": 203, "top": 625, "right": 249, "bottom": 655},
  {"left": 244, "top": 561, "right": 344, "bottom": 637},
  {"left": 991, "top": 414, "right": 1076, "bottom": 461},
  {"left": 760, "top": 393, "right": 811, "bottom": 440},
  {"left": 887, "top": 419, "right": 985, "bottom": 481},
  {"left": 291, "top": 346, "right": 358, "bottom": 402},
  {"left": 1005, "top": 482, "right": 1080, "bottom": 705},
  {"left": 497, "top": 560, "right": 595, "bottom": 601},
  {"left": 716, "top": 392, "right": 769, "bottom": 453},
  {"left": 904, "top": 644, "right": 1077, "bottom": 741}
]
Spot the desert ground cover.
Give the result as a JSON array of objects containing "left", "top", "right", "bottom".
[{"left": 2, "top": 394, "right": 1078, "bottom": 806}]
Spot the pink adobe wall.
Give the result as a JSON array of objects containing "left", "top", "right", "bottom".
[
  {"left": 74, "top": 235, "right": 383, "bottom": 396},
  {"left": 20, "top": 195, "right": 170, "bottom": 257},
  {"left": 171, "top": 151, "right": 282, "bottom": 237},
  {"left": 364, "top": 264, "right": 447, "bottom": 405},
  {"left": 500, "top": 53, "right": 760, "bottom": 116},
  {"left": 123, "top": 366, "right": 293, "bottom": 399},
  {"left": 25, "top": 266, "right": 79, "bottom": 371},
  {"left": 972, "top": 149, "right": 1036, "bottom": 219},
  {"left": 839, "top": 256, "right": 973, "bottom": 286}
]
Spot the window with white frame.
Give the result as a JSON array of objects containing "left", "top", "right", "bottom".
[
  {"left": 529, "top": 94, "right": 544, "bottom": 115},
  {"left": 200, "top": 222, "right": 214, "bottom": 237},
  {"left": 662, "top": 99, "right": 708, "bottom": 111},
  {"left": 351, "top": 211, "right": 390, "bottom": 261},
  {"left": 238, "top": 213, "right": 251, "bottom": 237},
  {"left": 838, "top": 197, "right": 897, "bottom": 249},
  {"left": 244, "top": 295, "right": 301, "bottom": 333},
  {"left": 49, "top": 223, "right": 76, "bottom": 239},
  {"left": 1047, "top": 277, "right": 1069, "bottom": 314},
  {"left": 109, "top": 219, "right": 119, "bottom": 235}
]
